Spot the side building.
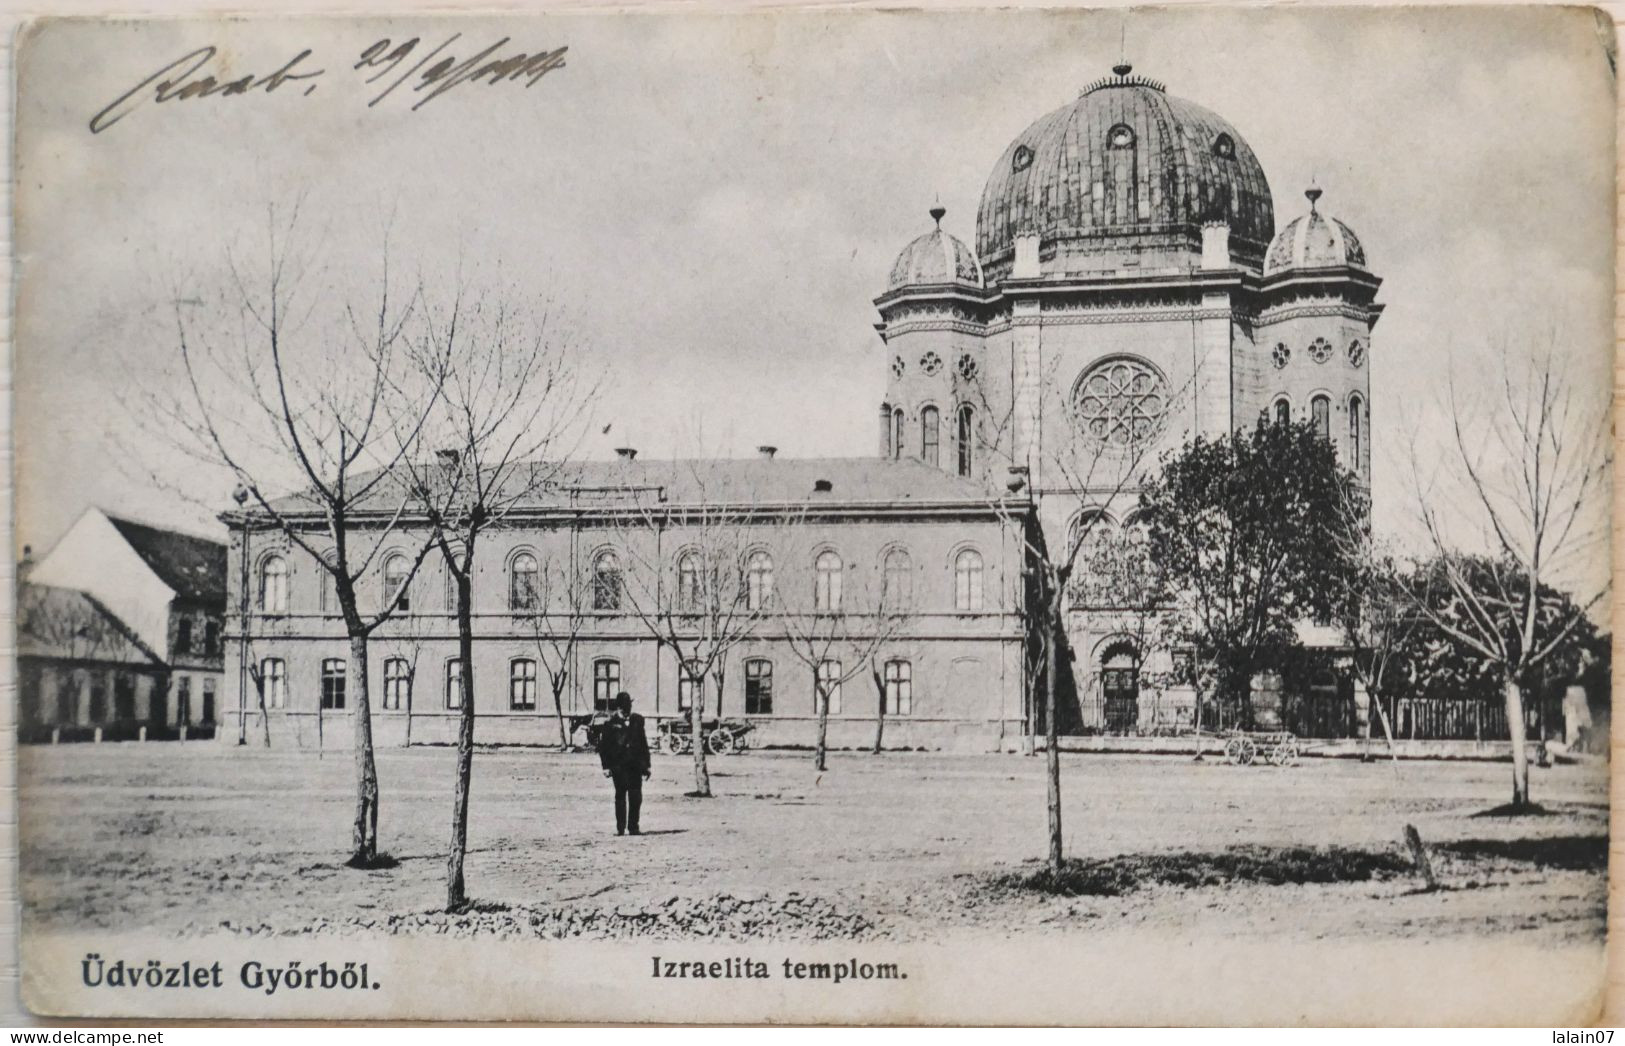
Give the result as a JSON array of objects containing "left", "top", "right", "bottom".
[
  {"left": 21, "top": 508, "right": 228, "bottom": 739},
  {"left": 220, "top": 455, "right": 1034, "bottom": 752}
]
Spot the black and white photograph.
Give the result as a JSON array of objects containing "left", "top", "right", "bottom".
[{"left": 9, "top": 6, "right": 1616, "bottom": 1024}]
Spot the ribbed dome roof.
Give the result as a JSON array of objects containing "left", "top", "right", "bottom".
[
  {"left": 976, "top": 66, "right": 1275, "bottom": 273},
  {"left": 888, "top": 206, "right": 984, "bottom": 291},
  {"left": 1264, "top": 187, "right": 1367, "bottom": 276}
]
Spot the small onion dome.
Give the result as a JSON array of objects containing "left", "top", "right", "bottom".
[
  {"left": 888, "top": 205, "right": 985, "bottom": 291},
  {"left": 1264, "top": 186, "right": 1368, "bottom": 276}
]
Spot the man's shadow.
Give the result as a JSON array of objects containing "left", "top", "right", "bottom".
[{"left": 630, "top": 829, "right": 688, "bottom": 836}]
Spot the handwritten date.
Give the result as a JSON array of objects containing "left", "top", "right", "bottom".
[{"left": 90, "top": 35, "right": 568, "bottom": 134}]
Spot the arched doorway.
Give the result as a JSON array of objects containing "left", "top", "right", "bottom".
[{"left": 1100, "top": 641, "right": 1140, "bottom": 735}]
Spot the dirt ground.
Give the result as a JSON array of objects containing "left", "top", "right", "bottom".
[{"left": 17, "top": 742, "right": 1609, "bottom": 942}]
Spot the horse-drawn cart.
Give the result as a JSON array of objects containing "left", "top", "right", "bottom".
[
  {"left": 1219, "top": 729, "right": 1300, "bottom": 767},
  {"left": 658, "top": 716, "right": 755, "bottom": 755}
]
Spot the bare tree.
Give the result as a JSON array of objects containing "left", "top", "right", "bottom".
[
  {"left": 397, "top": 279, "right": 593, "bottom": 910},
  {"left": 614, "top": 460, "right": 781, "bottom": 798},
  {"left": 1404, "top": 347, "right": 1609, "bottom": 808},
  {"left": 964, "top": 358, "right": 1190, "bottom": 874},
  {"left": 772, "top": 535, "right": 912, "bottom": 772},
  {"left": 1328, "top": 486, "right": 1416, "bottom": 762},
  {"left": 149, "top": 200, "right": 444, "bottom": 866},
  {"left": 526, "top": 550, "right": 594, "bottom": 750}
]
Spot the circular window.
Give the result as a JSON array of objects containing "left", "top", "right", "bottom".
[
  {"left": 1108, "top": 124, "right": 1135, "bottom": 149},
  {"left": 1271, "top": 343, "right": 1290, "bottom": 369},
  {"left": 920, "top": 351, "right": 943, "bottom": 376},
  {"left": 957, "top": 353, "right": 979, "bottom": 381},
  {"left": 1072, "top": 357, "right": 1169, "bottom": 448},
  {"left": 1307, "top": 337, "right": 1333, "bottom": 364},
  {"left": 891, "top": 356, "right": 905, "bottom": 379},
  {"left": 1347, "top": 340, "right": 1365, "bottom": 367},
  {"left": 1012, "top": 145, "right": 1033, "bottom": 173},
  {"left": 1213, "top": 134, "right": 1235, "bottom": 159}
]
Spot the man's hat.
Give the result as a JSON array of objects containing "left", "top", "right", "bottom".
[{"left": 614, "top": 692, "right": 632, "bottom": 712}]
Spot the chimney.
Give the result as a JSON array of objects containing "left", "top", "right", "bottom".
[
  {"left": 1201, "top": 220, "right": 1231, "bottom": 270},
  {"left": 436, "top": 448, "right": 461, "bottom": 472},
  {"left": 757, "top": 445, "right": 777, "bottom": 460},
  {"left": 614, "top": 447, "right": 638, "bottom": 461}
]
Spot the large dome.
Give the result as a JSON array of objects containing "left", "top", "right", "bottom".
[{"left": 976, "top": 66, "right": 1275, "bottom": 275}]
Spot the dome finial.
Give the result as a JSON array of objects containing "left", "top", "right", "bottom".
[
  {"left": 1305, "top": 182, "right": 1322, "bottom": 210},
  {"left": 929, "top": 199, "right": 946, "bottom": 228}
]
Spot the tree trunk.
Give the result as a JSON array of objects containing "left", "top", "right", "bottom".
[
  {"left": 404, "top": 670, "right": 413, "bottom": 748},
  {"left": 1503, "top": 676, "right": 1530, "bottom": 808},
  {"left": 447, "top": 570, "right": 476, "bottom": 909},
  {"left": 1044, "top": 601, "right": 1062, "bottom": 875},
  {"left": 689, "top": 674, "right": 712, "bottom": 797},
  {"left": 815, "top": 682, "right": 829, "bottom": 772},
  {"left": 553, "top": 681, "right": 570, "bottom": 749},
  {"left": 255, "top": 677, "right": 271, "bottom": 748},
  {"left": 349, "top": 632, "right": 378, "bottom": 864},
  {"left": 871, "top": 666, "right": 886, "bottom": 754}
]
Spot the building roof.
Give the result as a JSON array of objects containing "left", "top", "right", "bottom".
[
  {"left": 888, "top": 207, "right": 984, "bottom": 291},
  {"left": 16, "top": 583, "right": 163, "bottom": 665},
  {"left": 976, "top": 65, "right": 1275, "bottom": 272},
  {"left": 254, "top": 455, "right": 1012, "bottom": 521},
  {"left": 1264, "top": 187, "right": 1368, "bottom": 276},
  {"left": 103, "top": 514, "right": 228, "bottom": 603}
]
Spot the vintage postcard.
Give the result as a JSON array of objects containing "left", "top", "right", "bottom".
[{"left": 10, "top": 6, "right": 1616, "bottom": 1024}]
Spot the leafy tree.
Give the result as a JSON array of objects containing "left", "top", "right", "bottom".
[{"left": 1139, "top": 419, "right": 1360, "bottom": 726}]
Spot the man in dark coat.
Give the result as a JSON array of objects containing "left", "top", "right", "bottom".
[{"left": 598, "top": 691, "right": 651, "bottom": 835}]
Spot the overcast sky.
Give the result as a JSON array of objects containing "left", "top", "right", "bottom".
[{"left": 14, "top": 8, "right": 1615, "bottom": 578}]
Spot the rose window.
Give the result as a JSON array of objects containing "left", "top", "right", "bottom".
[
  {"left": 920, "top": 351, "right": 943, "bottom": 376},
  {"left": 1072, "top": 357, "right": 1169, "bottom": 447},
  {"left": 1347, "top": 339, "right": 1365, "bottom": 367},
  {"left": 891, "top": 356, "right": 905, "bottom": 379},
  {"left": 1308, "top": 337, "right": 1333, "bottom": 364},
  {"left": 1271, "top": 343, "right": 1290, "bottom": 369},
  {"left": 957, "top": 354, "right": 979, "bottom": 381}
]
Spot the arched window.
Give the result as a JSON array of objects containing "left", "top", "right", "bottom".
[
  {"left": 382, "top": 657, "right": 411, "bottom": 711},
  {"left": 745, "top": 550, "right": 774, "bottom": 610},
  {"left": 882, "top": 548, "right": 912, "bottom": 610},
  {"left": 814, "top": 550, "right": 843, "bottom": 613},
  {"left": 321, "top": 658, "right": 346, "bottom": 710},
  {"left": 1274, "top": 397, "right": 1291, "bottom": 427},
  {"left": 509, "top": 658, "right": 537, "bottom": 711},
  {"left": 676, "top": 551, "right": 701, "bottom": 613},
  {"left": 956, "top": 404, "right": 975, "bottom": 476},
  {"left": 816, "top": 659, "right": 842, "bottom": 715},
  {"left": 954, "top": 549, "right": 984, "bottom": 612},
  {"left": 445, "top": 658, "right": 464, "bottom": 710},
  {"left": 593, "top": 658, "right": 620, "bottom": 713},
  {"left": 383, "top": 553, "right": 410, "bottom": 612},
  {"left": 258, "top": 555, "right": 287, "bottom": 614},
  {"left": 677, "top": 659, "right": 703, "bottom": 713},
  {"left": 879, "top": 404, "right": 893, "bottom": 458},
  {"left": 259, "top": 657, "right": 287, "bottom": 709},
  {"left": 317, "top": 555, "right": 337, "bottom": 615},
  {"left": 510, "top": 551, "right": 540, "bottom": 611},
  {"left": 921, "top": 406, "right": 940, "bottom": 466},
  {"left": 1349, "top": 394, "right": 1365, "bottom": 467},
  {"left": 891, "top": 409, "right": 906, "bottom": 461},
  {"left": 592, "top": 550, "right": 622, "bottom": 611},
  {"left": 1311, "top": 395, "right": 1331, "bottom": 441},
  {"left": 883, "top": 659, "right": 913, "bottom": 716},
  {"left": 744, "top": 658, "right": 774, "bottom": 715}
]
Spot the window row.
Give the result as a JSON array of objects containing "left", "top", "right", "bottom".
[
  {"left": 256, "top": 546, "right": 990, "bottom": 615},
  {"left": 880, "top": 403, "right": 977, "bottom": 476},
  {"left": 1266, "top": 393, "right": 1366, "bottom": 461},
  {"left": 254, "top": 655, "right": 916, "bottom": 716}
]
